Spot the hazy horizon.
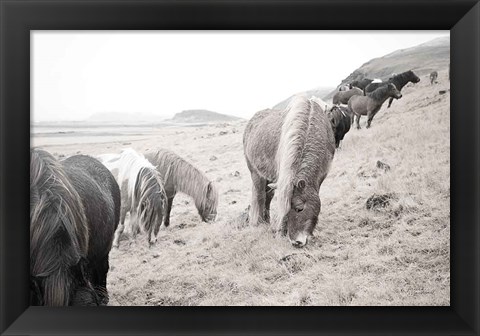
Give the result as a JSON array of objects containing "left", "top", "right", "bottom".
[{"left": 32, "top": 31, "right": 448, "bottom": 122}]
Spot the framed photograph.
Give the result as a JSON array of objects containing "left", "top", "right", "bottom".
[{"left": 1, "top": 0, "right": 479, "bottom": 335}]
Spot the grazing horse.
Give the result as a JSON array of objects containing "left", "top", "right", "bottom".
[
  {"left": 30, "top": 149, "right": 120, "bottom": 306},
  {"left": 332, "top": 87, "right": 363, "bottom": 105},
  {"left": 430, "top": 71, "right": 438, "bottom": 84},
  {"left": 145, "top": 149, "right": 218, "bottom": 227},
  {"left": 99, "top": 148, "right": 167, "bottom": 248},
  {"left": 349, "top": 78, "right": 373, "bottom": 90},
  {"left": 325, "top": 105, "right": 352, "bottom": 147},
  {"left": 243, "top": 95, "right": 341, "bottom": 247},
  {"left": 364, "top": 70, "right": 420, "bottom": 108},
  {"left": 348, "top": 83, "right": 402, "bottom": 129}
]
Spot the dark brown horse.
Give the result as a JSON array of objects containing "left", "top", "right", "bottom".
[
  {"left": 364, "top": 70, "right": 420, "bottom": 108},
  {"left": 325, "top": 105, "right": 352, "bottom": 147},
  {"left": 348, "top": 83, "right": 402, "bottom": 129},
  {"left": 30, "top": 149, "right": 120, "bottom": 306},
  {"left": 349, "top": 78, "right": 373, "bottom": 90},
  {"left": 243, "top": 96, "right": 339, "bottom": 247}
]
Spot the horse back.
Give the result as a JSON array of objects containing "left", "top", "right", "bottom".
[
  {"left": 144, "top": 151, "right": 177, "bottom": 198},
  {"left": 243, "top": 108, "right": 284, "bottom": 180},
  {"left": 62, "top": 155, "right": 120, "bottom": 260}
]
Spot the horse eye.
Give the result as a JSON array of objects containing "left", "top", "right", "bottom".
[{"left": 294, "top": 205, "right": 304, "bottom": 213}]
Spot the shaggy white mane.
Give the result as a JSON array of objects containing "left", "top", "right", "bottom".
[{"left": 98, "top": 148, "right": 156, "bottom": 199}]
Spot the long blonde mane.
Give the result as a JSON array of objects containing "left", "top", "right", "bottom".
[
  {"left": 147, "top": 149, "right": 218, "bottom": 219},
  {"left": 276, "top": 95, "right": 316, "bottom": 223}
]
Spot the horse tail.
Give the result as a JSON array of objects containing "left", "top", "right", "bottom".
[{"left": 276, "top": 95, "right": 313, "bottom": 226}]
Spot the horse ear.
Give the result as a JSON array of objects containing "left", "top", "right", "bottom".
[
  {"left": 267, "top": 183, "right": 277, "bottom": 190},
  {"left": 297, "top": 179, "right": 306, "bottom": 189}
]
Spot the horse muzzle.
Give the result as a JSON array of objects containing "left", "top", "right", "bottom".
[{"left": 289, "top": 232, "right": 308, "bottom": 248}]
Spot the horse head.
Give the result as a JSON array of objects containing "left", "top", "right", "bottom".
[
  {"left": 408, "top": 70, "right": 421, "bottom": 83},
  {"left": 200, "top": 181, "right": 218, "bottom": 222},
  {"left": 270, "top": 179, "right": 320, "bottom": 247},
  {"left": 387, "top": 83, "right": 403, "bottom": 99}
]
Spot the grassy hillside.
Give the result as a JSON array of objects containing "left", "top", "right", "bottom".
[
  {"left": 102, "top": 70, "right": 450, "bottom": 306},
  {"left": 323, "top": 36, "right": 449, "bottom": 100}
]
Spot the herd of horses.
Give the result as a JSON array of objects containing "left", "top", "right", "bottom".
[
  {"left": 332, "top": 70, "right": 421, "bottom": 129},
  {"left": 30, "top": 68, "right": 436, "bottom": 306}
]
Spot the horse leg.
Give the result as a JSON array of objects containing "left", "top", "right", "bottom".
[
  {"left": 112, "top": 205, "right": 128, "bottom": 248},
  {"left": 248, "top": 170, "right": 267, "bottom": 226},
  {"left": 387, "top": 97, "right": 393, "bottom": 108},
  {"left": 355, "top": 114, "right": 361, "bottom": 129},
  {"left": 163, "top": 196, "right": 174, "bottom": 227},
  {"left": 366, "top": 114, "right": 373, "bottom": 128},
  {"left": 92, "top": 257, "right": 110, "bottom": 305},
  {"left": 367, "top": 108, "right": 380, "bottom": 129},
  {"left": 264, "top": 183, "right": 275, "bottom": 223}
]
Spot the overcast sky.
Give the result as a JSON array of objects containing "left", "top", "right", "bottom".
[{"left": 32, "top": 31, "right": 448, "bottom": 122}]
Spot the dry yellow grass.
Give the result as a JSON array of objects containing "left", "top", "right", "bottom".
[{"left": 34, "top": 70, "right": 450, "bottom": 306}]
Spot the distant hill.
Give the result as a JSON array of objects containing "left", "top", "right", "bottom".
[
  {"left": 169, "top": 110, "right": 242, "bottom": 123},
  {"left": 86, "top": 112, "right": 165, "bottom": 124},
  {"left": 323, "top": 36, "right": 450, "bottom": 100},
  {"left": 273, "top": 87, "right": 334, "bottom": 110}
]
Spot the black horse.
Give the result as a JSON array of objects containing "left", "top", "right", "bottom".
[
  {"left": 349, "top": 78, "right": 373, "bottom": 91},
  {"left": 364, "top": 70, "right": 420, "bottom": 108},
  {"left": 30, "top": 150, "right": 120, "bottom": 306},
  {"left": 325, "top": 105, "right": 352, "bottom": 147}
]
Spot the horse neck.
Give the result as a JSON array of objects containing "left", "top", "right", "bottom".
[
  {"left": 390, "top": 74, "right": 409, "bottom": 90},
  {"left": 159, "top": 153, "right": 211, "bottom": 210},
  {"left": 368, "top": 87, "right": 391, "bottom": 103}
]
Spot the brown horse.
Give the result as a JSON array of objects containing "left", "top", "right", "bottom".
[
  {"left": 145, "top": 149, "right": 218, "bottom": 227},
  {"left": 332, "top": 87, "right": 363, "bottom": 105},
  {"left": 348, "top": 83, "right": 402, "bottom": 129},
  {"left": 30, "top": 149, "right": 120, "bottom": 306},
  {"left": 243, "top": 95, "right": 338, "bottom": 247}
]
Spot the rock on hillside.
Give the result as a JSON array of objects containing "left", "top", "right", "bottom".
[
  {"left": 169, "top": 110, "right": 242, "bottom": 124},
  {"left": 323, "top": 36, "right": 450, "bottom": 100}
]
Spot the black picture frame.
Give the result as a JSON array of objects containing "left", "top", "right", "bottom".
[{"left": 1, "top": 0, "right": 479, "bottom": 335}]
